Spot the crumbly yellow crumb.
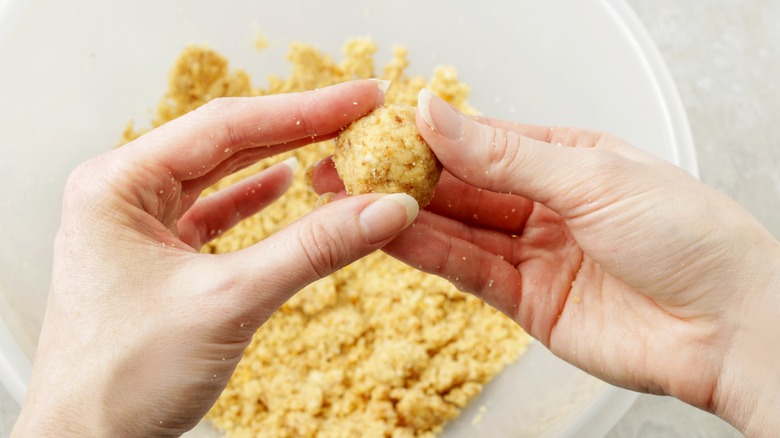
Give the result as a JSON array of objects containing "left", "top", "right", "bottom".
[
  {"left": 124, "top": 37, "right": 531, "bottom": 438},
  {"left": 252, "top": 26, "right": 270, "bottom": 51},
  {"left": 470, "top": 405, "right": 488, "bottom": 426}
]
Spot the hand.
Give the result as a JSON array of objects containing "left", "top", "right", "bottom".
[
  {"left": 313, "top": 90, "right": 780, "bottom": 436},
  {"left": 12, "top": 80, "right": 420, "bottom": 437}
]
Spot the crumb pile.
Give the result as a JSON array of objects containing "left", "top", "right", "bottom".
[
  {"left": 123, "top": 39, "right": 531, "bottom": 438},
  {"left": 335, "top": 104, "right": 441, "bottom": 207}
]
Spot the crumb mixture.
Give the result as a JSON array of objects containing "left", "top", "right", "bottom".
[
  {"left": 335, "top": 104, "right": 441, "bottom": 207},
  {"left": 123, "top": 38, "right": 531, "bottom": 438}
]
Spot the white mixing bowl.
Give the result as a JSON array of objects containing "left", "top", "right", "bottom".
[{"left": 0, "top": 0, "right": 695, "bottom": 436}]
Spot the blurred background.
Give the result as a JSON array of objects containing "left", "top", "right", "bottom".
[{"left": 0, "top": 0, "right": 776, "bottom": 436}]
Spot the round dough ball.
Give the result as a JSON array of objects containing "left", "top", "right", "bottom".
[{"left": 334, "top": 104, "right": 441, "bottom": 207}]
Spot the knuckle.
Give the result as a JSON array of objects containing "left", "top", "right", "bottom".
[
  {"left": 546, "top": 126, "right": 606, "bottom": 148},
  {"left": 64, "top": 158, "right": 106, "bottom": 204},
  {"left": 485, "top": 127, "right": 527, "bottom": 185},
  {"left": 585, "top": 148, "right": 632, "bottom": 176},
  {"left": 594, "top": 131, "right": 616, "bottom": 146},
  {"left": 297, "top": 222, "right": 349, "bottom": 279},
  {"left": 201, "top": 96, "right": 236, "bottom": 112},
  {"left": 429, "top": 238, "right": 454, "bottom": 277},
  {"left": 295, "top": 99, "right": 317, "bottom": 138},
  {"left": 200, "top": 97, "right": 245, "bottom": 146},
  {"left": 60, "top": 157, "right": 122, "bottom": 228}
]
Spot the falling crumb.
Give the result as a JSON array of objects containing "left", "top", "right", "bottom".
[
  {"left": 125, "top": 38, "right": 530, "bottom": 438},
  {"left": 252, "top": 26, "right": 270, "bottom": 50},
  {"left": 571, "top": 296, "right": 581, "bottom": 303},
  {"left": 471, "top": 405, "right": 488, "bottom": 426},
  {"left": 314, "top": 192, "right": 334, "bottom": 207}
]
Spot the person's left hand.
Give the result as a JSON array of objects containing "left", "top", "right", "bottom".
[{"left": 12, "top": 80, "right": 419, "bottom": 437}]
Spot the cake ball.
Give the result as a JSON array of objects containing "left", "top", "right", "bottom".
[{"left": 334, "top": 104, "right": 441, "bottom": 207}]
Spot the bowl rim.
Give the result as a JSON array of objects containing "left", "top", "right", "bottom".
[{"left": 556, "top": 0, "right": 698, "bottom": 435}]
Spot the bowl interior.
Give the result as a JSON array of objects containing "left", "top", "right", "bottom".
[{"left": 0, "top": 0, "right": 692, "bottom": 436}]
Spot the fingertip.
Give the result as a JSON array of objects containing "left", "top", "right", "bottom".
[
  {"left": 416, "top": 88, "right": 465, "bottom": 141},
  {"left": 315, "top": 192, "right": 336, "bottom": 208},
  {"left": 344, "top": 78, "right": 389, "bottom": 111},
  {"left": 359, "top": 193, "right": 419, "bottom": 244},
  {"left": 370, "top": 78, "right": 392, "bottom": 95},
  {"left": 309, "top": 156, "right": 344, "bottom": 195},
  {"left": 381, "top": 193, "right": 419, "bottom": 228},
  {"left": 281, "top": 156, "right": 298, "bottom": 174},
  {"left": 417, "top": 88, "right": 436, "bottom": 131}
]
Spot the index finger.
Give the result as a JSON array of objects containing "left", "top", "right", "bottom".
[
  {"left": 124, "top": 79, "right": 387, "bottom": 180},
  {"left": 470, "top": 115, "right": 658, "bottom": 163}
]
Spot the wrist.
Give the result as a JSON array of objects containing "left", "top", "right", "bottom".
[
  {"left": 12, "top": 393, "right": 105, "bottom": 438},
  {"left": 11, "top": 342, "right": 121, "bottom": 437},
  {"left": 714, "top": 245, "right": 780, "bottom": 436}
]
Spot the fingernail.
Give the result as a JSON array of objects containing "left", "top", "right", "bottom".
[
  {"left": 304, "top": 162, "right": 315, "bottom": 186},
  {"left": 418, "top": 88, "right": 465, "bottom": 140},
  {"left": 315, "top": 192, "right": 335, "bottom": 208},
  {"left": 359, "top": 193, "right": 419, "bottom": 244},
  {"left": 369, "top": 78, "right": 392, "bottom": 94},
  {"left": 281, "top": 156, "right": 298, "bottom": 173}
]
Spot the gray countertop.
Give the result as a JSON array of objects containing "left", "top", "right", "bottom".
[{"left": 0, "top": 0, "right": 776, "bottom": 436}]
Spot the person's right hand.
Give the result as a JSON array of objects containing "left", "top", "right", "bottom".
[
  {"left": 313, "top": 89, "right": 780, "bottom": 436},
  {"left": 12, "top": 80, "right": 419, "bottom": 438}
]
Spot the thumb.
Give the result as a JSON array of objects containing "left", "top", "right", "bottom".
[
  {"left": 416, "top": 89, "right": 642, "bottom": 218},
  {"left": 225, "top": 193, "right": 418, "bottom": 314}
]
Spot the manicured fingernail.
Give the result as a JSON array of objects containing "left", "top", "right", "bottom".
[
  {"left": 369, "top": 78, "right": 392, "bottom": 94},
  {"left": 418, "top": 88, "right": 465, "bottom": 140},
  {"left": 281, "top": 156, "right": 298, "bottom": 173},
  {"left": 315, "top": 192, "right": 335, "bottom": 208},
  {"left": 359, "top": 193, "right": 419, "bottom": 244},
  {"left": 304, "top": 162, "right": 315, "bottom": 186}
]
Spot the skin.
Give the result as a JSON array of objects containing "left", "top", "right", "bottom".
[
  {"left": 11, "top": 81, "right": 779, "bottom": 436},
  {"left": 313, "top": 90, "right": 780, "bottom": 436},
  {"left": 12, "top": 80, "right": 420, "bottom": 437}
]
